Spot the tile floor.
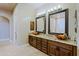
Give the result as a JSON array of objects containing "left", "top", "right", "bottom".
[
  {"left": 0, "top": 41, "right": 47, "bottom": 56},
  {"left": 77, "top": 48, "right": 79, "bottom": 56}
]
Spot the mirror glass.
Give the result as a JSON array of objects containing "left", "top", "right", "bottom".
[
  {"left": 48, "top": 9, "right": 68, "bottom": 35},
  {"left": 50, "top": 12, "right": 65, "bottom": 33},
  {"left": 36, "top": 16, "right": 46, "bottom": 33}
]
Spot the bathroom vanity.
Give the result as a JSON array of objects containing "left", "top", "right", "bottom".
[
  {"left": 28, "top": 34, "right": 77, "bottom": 56},
  {"left": 29, "top": 9, "right": 77, "bottom": 56}
]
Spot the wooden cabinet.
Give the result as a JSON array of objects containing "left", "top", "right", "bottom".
[
  {"left": 36, "top": 38, "right": 42, "bottom": 50},
  {"left": 48, "top": 40, "right": 76, "bottom": 56},
  {"left": 29, "top": 35, "right": 77, "bottom": 56},
  {"left": 29, "top": 35, "right": 33, "bottom": 45},
  {"left": 41, "top": 39, "right": 48, "bottom": 54},
  {"left": 29, "top": 35, "right": 36, "bottom": 48},
  {"left": 59, "top": 48, "right": 72, "bottom": 56},
  {"left": 48, "top": 41, "right": 59, "bottom": 56}
]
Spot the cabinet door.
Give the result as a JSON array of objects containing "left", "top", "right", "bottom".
[
  {"left": 29, "top": 36, "right": 36, "bottom": 47},
  {"left": 36, "top": 38, "right": 42, "bottom": 50},
  {"left": 29, "top": 36, "right": 33, "bottom": 45},
  {"left": 48, "top": 44, "right": 59, "bottom": 56},
  {"left": 32, "top": 37, "right": 37, "bottom": 48},
  {"left": 59, "top": 48, "right": 72, "bottom": 56},
  {"left": 41, "top": 39, "right": 48, "bottom": 54}
]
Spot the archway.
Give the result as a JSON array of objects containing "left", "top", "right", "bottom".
[{"left": 0, "top": 16, "right": 10, "bottom": 41}]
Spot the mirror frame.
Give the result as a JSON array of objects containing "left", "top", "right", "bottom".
[
  {"left": 36, "top": 15, "right": 46, "bottom": 34},
  {"left": 48, "top": 9, "right": 69, "bottom": 36}
]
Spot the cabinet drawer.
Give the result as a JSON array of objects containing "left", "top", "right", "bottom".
[
  {"left": 37, "top": 42, "right": 41, "bottom": 45},
  {"left": 48, "top": 40, "right": 72, "bottom": 51},
  {"left": 42, "top": 40, "right": 47, "bottom": 45},
  {"left": 32, "top": 43, "right": 36, "bottom": 47},
  {"left": 37, "top": 43, "right": 41, "bottom": 46},
  {"left": 42, "top": 45, "right": 47, "bottom": 48},
  {"left": 37, "top": 40, "right": 41, "bottom": 43},
  {"left": 36, "top": 42, "right": 41, "bottom": 47},
  {"left": 42, "top": 47, "right": 47, "bottom": 50},
  {"left": 42, "top": 48, "right": 47, "bottom": 53},
  {"left": 42, "top": 39, "right": 48, "bottom": 42},
  {"left": 48, "top": 46, "right": 60, "bottom": 56},
  {"left": 42, "top": 42, "right": 47, "bottom": 45},
  {"left": 42, "top": 44, "right": 47, "bottom": 49},
  {"left": 59, "top": 48, "right": 72, "bottom": 56},
  {"left": 42, "top": 43, "right": 47, "bottom": 48},
  {"left": 37, "top": 45, "right": 41, "bottom": 50},
  {"left": 37, "top": 47, "right": 41, "bottom": 50},
  {"left": 37, "top": 41, "right": 41, "bottom": 44}
]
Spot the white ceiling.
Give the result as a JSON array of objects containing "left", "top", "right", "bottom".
[
  {"left": 26, "top": 3, "right": 45, "bottom": 10},
  {"left": 0, "top": 3, "right": 17, "bottom": 13}
]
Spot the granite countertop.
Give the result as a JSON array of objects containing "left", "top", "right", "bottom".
[{"left": 29, "top": 34, "right": 77, "bottom": 46}]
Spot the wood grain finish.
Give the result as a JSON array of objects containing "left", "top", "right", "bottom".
[
  {"left": 29, "top": 36, "right": 37, "bottom": 48},
  {"left": 41, "top": 39, "right": 48, "bottom": 54},
  {"left": 48, "top": 41, "right": 73, "bottom": 56},
  {"left": 59, "top": 48, "right": 72, "bottom": 56},
  {"left": 28, "top": 35, "right": 77, "bottom": 56},
  {"left": 48, "top": 40, "right": 72, "bottom": 51},
  {"left": 36, "top": 38, "right": 42, "bottom": 50}
]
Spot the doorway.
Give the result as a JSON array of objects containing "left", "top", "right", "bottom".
[{"left": 0, "top": 16, "right": 10, "bottom": 41}]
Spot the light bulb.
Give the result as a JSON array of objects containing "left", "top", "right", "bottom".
[
  {"left": 54, "top": 7, "right": 57, "bottom": 10},
  {"left": 50, "top": 8, "right": 54, "bottom": 11},
  {"left": 58, "top": 5, "right": 61, "bottom": 9},
  {"left": 48, "top": 10, "right": 51, "bottom": 12}
]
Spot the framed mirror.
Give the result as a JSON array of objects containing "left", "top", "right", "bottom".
[
  {"left": 36, "top": 15, "right": 46, "bottom": 33},
  {"left": 48, "top": 9, "right": 69, "bottom": 36}
]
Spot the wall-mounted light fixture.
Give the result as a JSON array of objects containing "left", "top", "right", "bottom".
[
  {"left": 48, "top": 10, "right": 51, "bottom": 12},
  {"left": 36, "top": 5, "right": 62, "bottom": 16},
  {"left": 53, "top": 6, "right": 57, "bottom": 10},
  {"left": 47, "top": 5, "right": 62, "bottom": 13},
  {"left": 50, "top": 8, "right": 54, "bottom": 11},
  {"left": 57, "top": 5, "right": 62, "bottom": 10},
  {"left": 47, "top": 8, "right": 54, "bottom": 12},
  {"left": 58, "top": 5, "right": 61, "bottom": 9}
]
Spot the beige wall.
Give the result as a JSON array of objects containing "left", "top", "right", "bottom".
[
  {"left": 13, "top": 3, "right": 78, "bottom": 47},
  {"left": 76, "top": 4, "right": 79, "bottom": 48},
  {"left": 35, "top": 3, "right": 76, "bottom": 41},
  {"left": 13, "top": 3, "right": 36, "bottom": 45}
]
